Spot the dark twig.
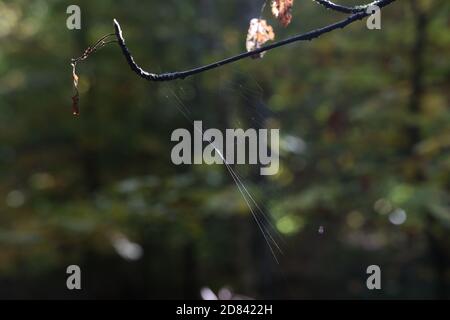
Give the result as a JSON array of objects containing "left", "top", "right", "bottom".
[
  {"left": 71, "top": 33, "right": 117, "bottom": 64},
  {"left": 312, "top": 0, "right": 380, "bottom": 14},
  {"left": 113, "top": 0, "right": 396, "bottom": 82}
]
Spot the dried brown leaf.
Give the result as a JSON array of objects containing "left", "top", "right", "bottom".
[
  {"left": 71, "top": 62, "right": 80, "bottom": 116},
  {"left": 271, "top": 0, "right": 294, "bottom": 27},
  {"left": 246, "top": 18, "right": 275, "bottom": 59}
]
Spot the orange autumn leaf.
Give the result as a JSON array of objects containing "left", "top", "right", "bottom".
[
  {"left": 246, "top": 18, "right": 275, "bottom": 59},
  {"left": 271, "top": 0, "right": 294, "bottom": 27}
]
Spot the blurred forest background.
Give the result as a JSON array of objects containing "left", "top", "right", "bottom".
[{"left": 0, "top": 0, "right": 449, "bottom": 299}]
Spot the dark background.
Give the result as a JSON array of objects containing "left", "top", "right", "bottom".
[{"left": 0, "top": 0, "right": 449, "bottom": 299}]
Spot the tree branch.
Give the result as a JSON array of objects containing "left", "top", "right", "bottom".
[
  {"left": 112, "top": 0, "right": 396, "bottom": 82},
  {"left": 312, "top": 0, "right": 381, "bottom": 14}
]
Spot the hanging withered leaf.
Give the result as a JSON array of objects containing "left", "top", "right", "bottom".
[
  {"left": 271, "top": 0, "right": 294, "bottom": 27},
  {"left": 71, "top": 62, "right": 80, "bottom": 116},
  {"left": 246, "top": 18, "right": 275, "bottom": 59},
  {"left": 69, "top": 33, "right": 117, "bottom": 117}
]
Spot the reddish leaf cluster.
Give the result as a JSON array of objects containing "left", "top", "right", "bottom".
[
  {"left": 271, "top": 0, "right": 295, "bottom": 27},
  {"left": 245, "top": 0, "right": 296, "bottom": 58}
]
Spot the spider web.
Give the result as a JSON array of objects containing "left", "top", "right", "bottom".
[{"left": 159, "top": 67, "right": 284, "bottom": 264}]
